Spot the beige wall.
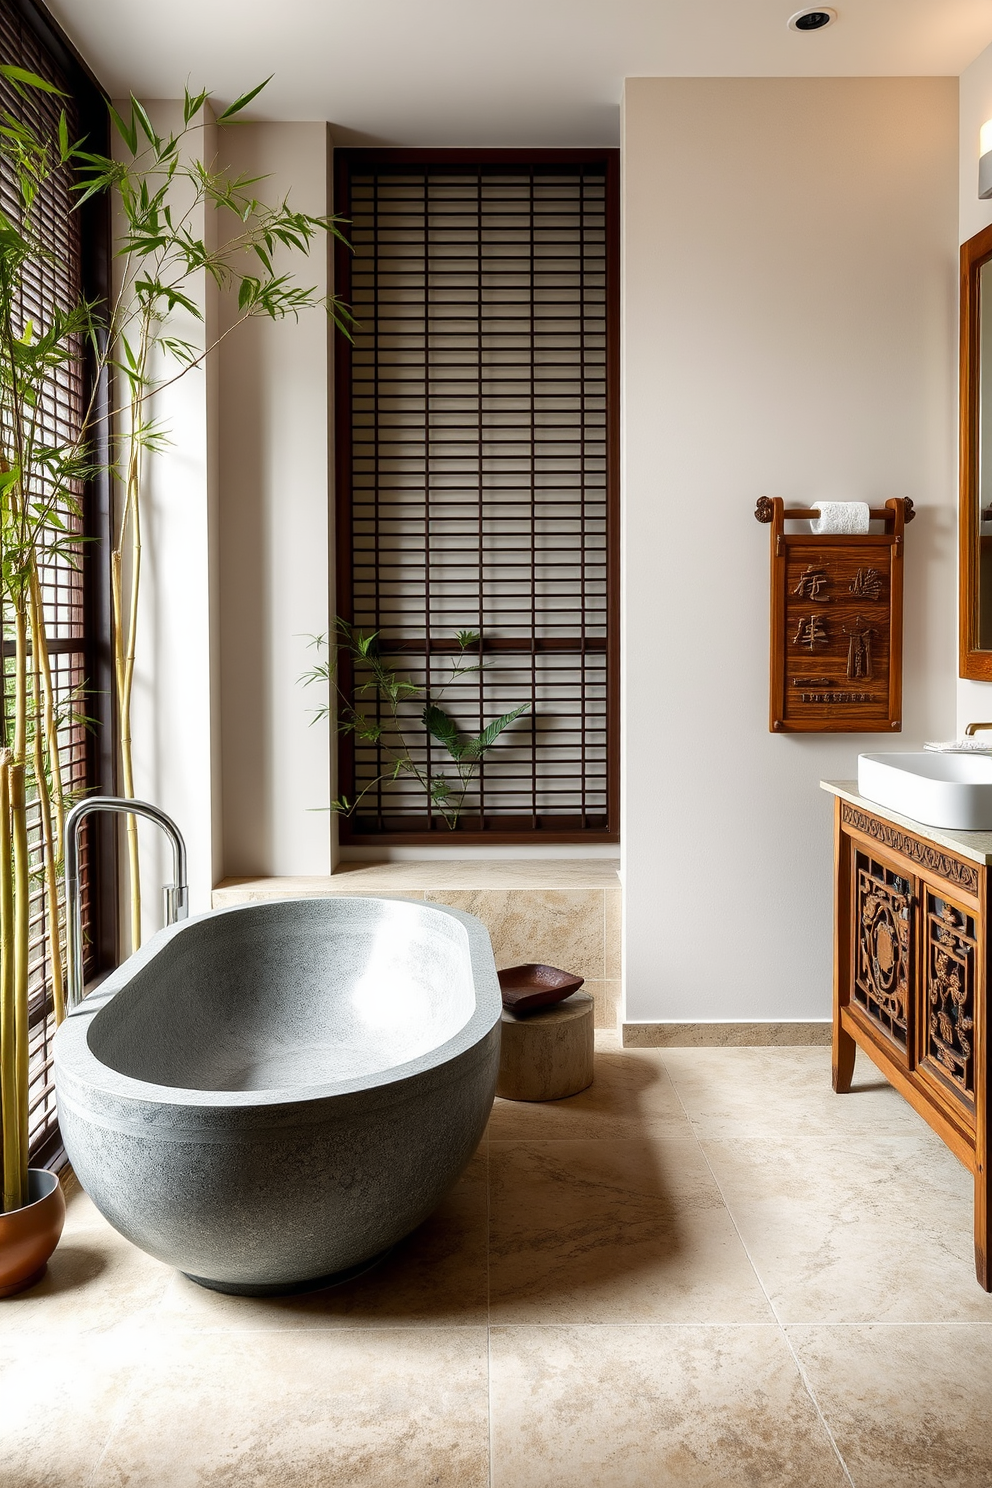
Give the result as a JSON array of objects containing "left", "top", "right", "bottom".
[
  {"left": 126, "top": 115, "right": 335, "bottom": 921},
  {"left": 216, "top": 123, "right": 334, "bottom": 878},
  {"left": 124, "top": 102, "right": 222, "bottom": 933},
  {"left": 621, "top": 78, "right": 959, "bottom": 1023}
]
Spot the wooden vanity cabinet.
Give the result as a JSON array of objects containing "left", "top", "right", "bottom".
[{"left": 831, "top": 796, "right": 991, "bottom": 1289}]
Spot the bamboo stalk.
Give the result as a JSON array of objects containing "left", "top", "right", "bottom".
[
  {"left": 9, "top": 753, "right": 28, "bottom": 1209},
  {"left": 0, "top": 750, "right": 20, "bottom": 1213},
  {"left": 29, "top": 567, "right": 65, "bottom": 864},
  {"left": 29, "top": 582, "right": 64, "bottom": 1025},
  {"left": 114, "top": 403, "right": 143, "bottom": 953}
]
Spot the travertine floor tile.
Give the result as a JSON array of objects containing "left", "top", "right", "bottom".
[
  {"left": 2, "top": 1183, "right": 172, "bottom": 1337},
  {"left": 487, "top": 1046, "right": 688, "bottom": 1141},
  {"left": 662, "top": 1046, "right": 921, "bottom": 1139},
  {"left": 14, "top": 1045, "right": 992, "bottom": 1486},
  {"left": 490, "top": 1325, "right": 849, "bottom": 1488},
  {"left": 0, "top": 1326, "right": 148, "bottom": 1488},
  {"left": 94, "top": 1327, "right": 490, "bottom": 1488},
  {"left": 703, "top": 1132, "right": 992, "bottom": 1323},
  {"left": 157, "top": 1150, "right": 489, "bottom": 1330},
  {"left": 790, "top": 1324, "right": 992, "bottom": 1488},
  {"left": 488, "top": 1137, "right": 774, "bottom": 1323}
]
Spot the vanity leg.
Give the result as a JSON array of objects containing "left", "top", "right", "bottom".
[
  {"left": 975, "top": 1165, "right": 991, "bottom": 1292},
  {"left": 832, "top": 799, "right": 855, "bottom": 1094},
  {"left": 832, "top": 1021, "right": 856, "bottom": 1094}
]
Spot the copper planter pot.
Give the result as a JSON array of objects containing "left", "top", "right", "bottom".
[{"left": 0, "top": 1168, "right": 66, "bottom": 1297}]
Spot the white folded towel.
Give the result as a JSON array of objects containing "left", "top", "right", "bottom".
[
  {"left": 809, "top": 501, "right": 871, "bottom": 534},
  {"left": 924, "top": 739, "right": 992, "bottom": 753}
]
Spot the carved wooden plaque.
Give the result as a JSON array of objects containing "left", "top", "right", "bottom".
[{"left": 757, "top": 496, "right": 908, "bottom": 733}]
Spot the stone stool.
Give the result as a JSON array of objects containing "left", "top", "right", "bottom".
[{"left": 496, "top": 990, "right": 595, "bottom": 1102}]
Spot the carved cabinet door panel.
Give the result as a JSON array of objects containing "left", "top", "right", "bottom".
[
  {"left": 915, "top": 884, "right": 980, "bottom": 1126},
  {"left": 852, "top": 847, "right": 916, "bottom": 1064}
]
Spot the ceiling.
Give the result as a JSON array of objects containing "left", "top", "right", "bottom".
[{"left": 49, "top": 0, "right": 992, "bottom": 146}]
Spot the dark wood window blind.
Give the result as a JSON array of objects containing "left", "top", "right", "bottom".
[
  {"left": 0, "top": 0, "right": 112, "bottom": 1166},
  {"left": 334, "top": 149, "right": 619, "bottom": 843}
]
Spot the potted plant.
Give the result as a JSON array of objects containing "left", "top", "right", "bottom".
[
  {"left": 304, "top": 623, "right": 531, "bottom": 829},
  {"left": 0, "top": 70, "right": 348, "bottom": 1290},
  {"left": 0, "top": 61, "right": 80, "bottom": 1292}
]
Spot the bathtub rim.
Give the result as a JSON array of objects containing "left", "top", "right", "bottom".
[{"left": 53, "top": 895, "right": 501, "bottom": 1111}]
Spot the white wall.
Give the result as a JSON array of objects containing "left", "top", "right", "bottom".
[
  {"left": 125, "top": 103, "right": 222, "bottom": 935},
  {"left": 216, "top": 123, "right": 333, "bottom": 879},
  {"left": 126, "top": 114, "right": 335, "bottom": 924},
  {"left": 622, "top": 78, "right": 959, "bottom": 1024},
  {"left": 958, "top": 42, "right": 992, "bottom": 730}
]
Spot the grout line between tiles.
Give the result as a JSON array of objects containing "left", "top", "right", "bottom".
[
  {"left": 778, "top": 1331, "right": 858, "bottom": 1488},
  {"left": 602, "top": 887, "right": 607, "bottom": 983},
  {"left": 660, "top": 1052, "right": 858, "bottom": 1488},
  {"left": 83, "top": 1338, "right": 154, "bottom": 1488},
  {"left": 486, "top": 1117, "right": 494, "bottom": 1488}
]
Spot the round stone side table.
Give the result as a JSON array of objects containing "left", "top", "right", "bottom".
[{"left": 496, "top": 990, "right": 595, "bottom": 1102}]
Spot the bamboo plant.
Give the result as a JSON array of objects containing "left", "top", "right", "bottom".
[
  {"left": 303, "top": 623, "right": 530, "bottom": 830},
  {"left": 0, "top": 71, "right": 351, "bottom": 1213},
  {"left": 0, "top": 63, "right": 98, "bottom": 1212},
  {"left": 71, "top": 81, "right": 352, "bottom": 951}
]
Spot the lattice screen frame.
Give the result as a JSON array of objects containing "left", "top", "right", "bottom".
[
  {"left": 333, "top": 148, "right": 620, "bottom": 845},
  {"left": 0, "top": 0, "right": 115, "bottom": 1169}
]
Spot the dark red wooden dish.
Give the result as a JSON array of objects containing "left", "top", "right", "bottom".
[{"left": 497, "top": 964, "right": 585, "bottom": 1014}]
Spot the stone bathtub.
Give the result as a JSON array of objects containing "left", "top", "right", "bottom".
[{"left": 53, "top": 897, "right": 501, "bottom": 1295}]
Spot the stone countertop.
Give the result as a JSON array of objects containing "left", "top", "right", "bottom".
[
  {"left": 821, "top": 779, "right": 992, "bottom": 866},
  {"left": 213, "top": 858, "right": 621, "bottom": 901}
]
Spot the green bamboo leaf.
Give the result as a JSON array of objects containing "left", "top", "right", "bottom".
[
  {"left": 422, "top": 703, "right": 465, "bottom": 761},
  {"left": 217, "top": 76, "right": 272, "bottom": 121},
  {"left": 183, "top": 88, "right": 209, "bottom": 125},
  {"left": 107, "top": 101, "right": 138, "bottom": 154},
  {"left": 129, "top": 96, "right": 158, "bottom": 147},
  {"left": 0, "top": 64, "right": 65, "bottom": 96},
  {"left": 238, "top": 276, "right": 260, "bottom": 311},
  {"left": 461, "top": 704, "right": 530, "bottom": 760}
]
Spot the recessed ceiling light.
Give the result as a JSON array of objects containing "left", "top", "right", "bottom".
[{"left": 788, "top": 8, "right": 837, "bottom": 30}]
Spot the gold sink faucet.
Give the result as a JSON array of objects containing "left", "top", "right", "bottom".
[{"left": 965, "top": 722, "right": 992, "bottom": 735}]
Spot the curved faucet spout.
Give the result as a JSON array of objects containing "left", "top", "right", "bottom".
[{"left": 64, "top": 796, "right": 189, "bottom": 1012}]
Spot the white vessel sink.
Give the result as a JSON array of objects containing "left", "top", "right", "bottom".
[{"left": 858, "top": 752, "right": 992, "bottom": 831}]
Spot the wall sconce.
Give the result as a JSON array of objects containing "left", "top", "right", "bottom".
[{"left": 980, "top": 120, "right": 992, "bottom": 199}]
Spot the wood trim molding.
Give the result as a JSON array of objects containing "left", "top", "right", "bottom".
[
  {"left": 959, "top": 223, "right": 992, "bottom": 679},
  {"left": 839, "top": 803, "right": 980, "bottom": 893},
  {"left": 622, "top": 1022, "right": 832, "bottom": 1048}
]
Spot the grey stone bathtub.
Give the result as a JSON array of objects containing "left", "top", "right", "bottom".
[{"left": 53, "top": 897, "right": 501, "bottom": 1294}]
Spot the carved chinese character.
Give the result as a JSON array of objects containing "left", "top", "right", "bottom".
[
  {"left": 793, "top": 565, "right": 829, "bottom": 600},
  {"left": 844, "top": 616, "right": 874, "bottom": 679},
  {"left": 849, "top": 567, "right": 882, "bottom": 601},
  {"left": 793, "top": 615, "right": 829, "bottom": 649}
]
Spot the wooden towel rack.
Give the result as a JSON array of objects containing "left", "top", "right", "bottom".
[{"left": 755, "top": 496, "right": 913, "bottom": 734}]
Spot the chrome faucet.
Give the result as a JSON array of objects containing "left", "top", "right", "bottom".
[{"left": 64, "top": 796, "right": 189, "bottom": 1011}]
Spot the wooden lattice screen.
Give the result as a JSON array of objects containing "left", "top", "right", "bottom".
[
  {"left": 0, "top": 0, "right": 111, "bottom": 1166},
  {"left": 334, "top": 150, "right": 619, "bottom": 843}
]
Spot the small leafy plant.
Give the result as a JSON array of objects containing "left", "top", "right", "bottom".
[{"left": 303, "top": 622, "right": 530, "bottom": 829}]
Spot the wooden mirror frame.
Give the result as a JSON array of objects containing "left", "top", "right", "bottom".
[{"left": 960, "top": 222, "right": 992, "bottom": 679}]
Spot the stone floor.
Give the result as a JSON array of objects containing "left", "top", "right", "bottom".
[{"left": 4, "top": 1035, "right": 992, "bottom": 1486}]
